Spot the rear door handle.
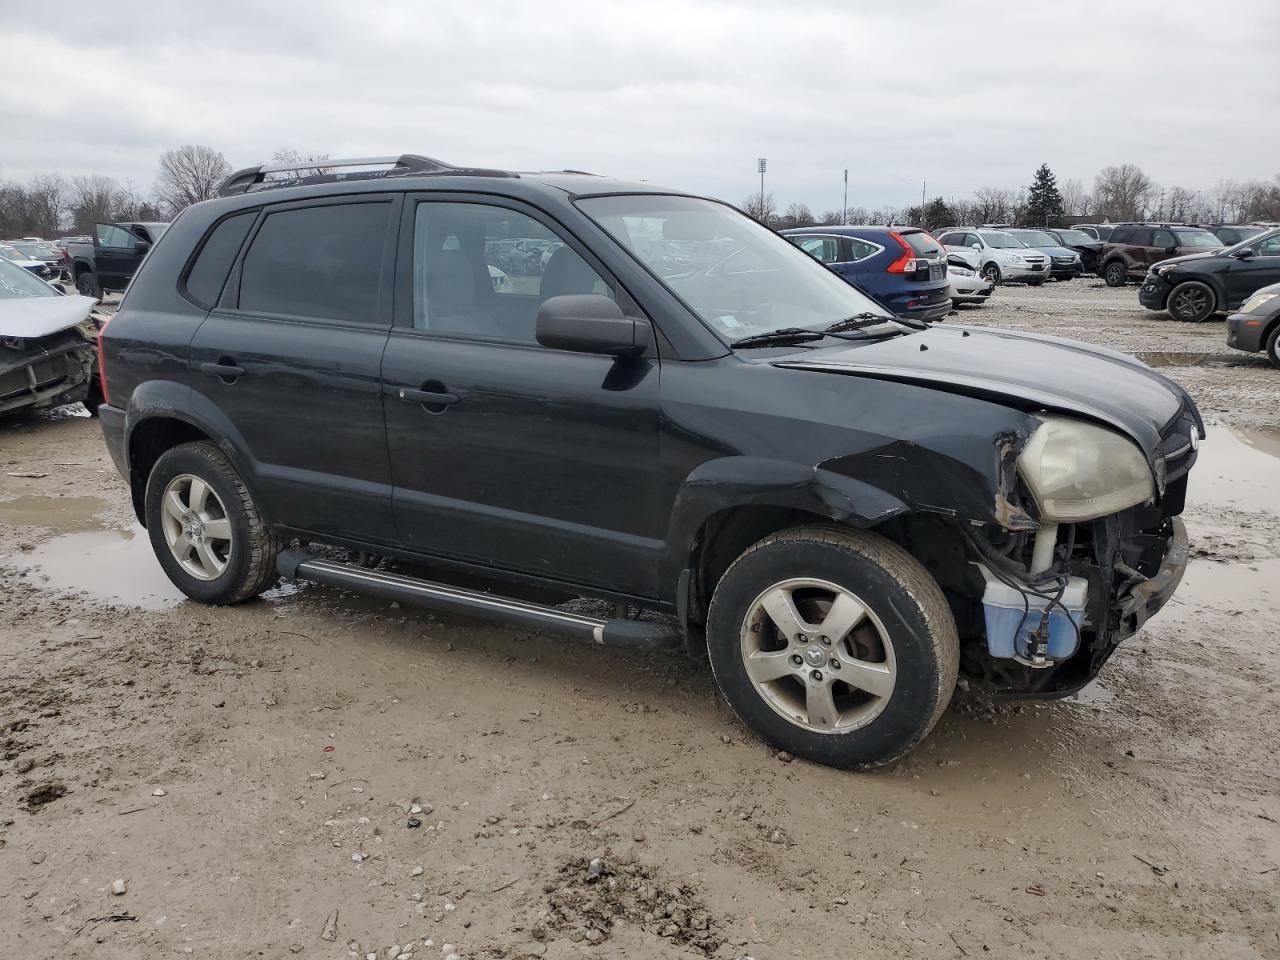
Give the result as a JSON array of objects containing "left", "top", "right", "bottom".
[
  {"left": 198, "top": 362, "right": 245, "bottom": 379},
  {"left": 398, "top": 387, "right": 459, "bottom": 407}
]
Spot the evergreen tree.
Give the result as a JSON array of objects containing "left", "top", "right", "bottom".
[
  {"left": 1024, "top": 163, "right": 1065, "bottom": 226},
  {"left": 922, "top": 197, "right": 954, "bottom": 231}
]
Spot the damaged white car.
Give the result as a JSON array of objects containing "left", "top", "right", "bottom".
[{"left": 0, "top": 258, "right": 103, "bottom": 420}]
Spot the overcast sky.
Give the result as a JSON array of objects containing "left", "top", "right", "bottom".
[{"left": 3, "top": 0, "right": 1276, "bottom": 213}]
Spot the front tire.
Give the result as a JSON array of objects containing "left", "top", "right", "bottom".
[
  {"left": 706, "top": 526, "right": 959, "bottom": 769},
  {"left": 1104, "top": 261, "right": 1127, "bottom": 287},
  {"left": 980, "top": 262, "right": 1002, "bottom": 285},
  {"left": 1266, "top": 325, "right": 1280, "bottom": 370},
  {"left": 144, "top": 441, "right": 280, "bottom": 605},
  {"left": 1167, "top": 280, "right": 1216, "bottom": 322}
]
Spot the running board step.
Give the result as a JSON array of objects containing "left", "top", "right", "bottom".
[{"left": 277, "top": 550, "right": 681, "bottom": 651}]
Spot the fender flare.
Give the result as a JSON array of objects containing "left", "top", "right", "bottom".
[
  {"left": 660, "top": 455, "right": 909, "bottom": 587},
  {"left": 124, "top": 381, "right": 267, "bottom": 524}
]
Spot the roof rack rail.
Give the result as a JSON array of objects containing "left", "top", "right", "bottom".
[{"left": 217, "top": 154, "right": 518, "bottom": 197}]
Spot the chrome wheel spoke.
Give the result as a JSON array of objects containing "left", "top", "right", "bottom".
[
  {"left": 194, "top": 539, "right": 225, "bottom": 577},
  {"left": 805, "top": 680, "right": 838, "bottom": 730},
  {"left": 188, "top": 476, "right": 211, "bottom": 516},
  {"left": 202, "top": 517, "right": 232, "bottom": 542},
  {"left": 746, "top": 648, "right": 798, "bottom": 684},
  {"left": 760, "top": 586, "right": 807, "bottom": 639},
  {"left": 818, "top": 591, "right": 866, "bottom": 643},
  {"left": 163, "top": 488, "right": 187, "bottom": 524},
  {"left": 835, "top": 651, "right": 894, "bottom": 699}
]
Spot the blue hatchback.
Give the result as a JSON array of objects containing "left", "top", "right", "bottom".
[{"left": 780, "top": 225, "right": 952, "bottom": 323}]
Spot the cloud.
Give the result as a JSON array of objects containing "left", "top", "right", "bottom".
[{"left": 2, "top": 0, "right": 1276, "bottom": 211}]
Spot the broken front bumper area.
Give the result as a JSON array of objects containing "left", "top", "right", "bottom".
[
  {"left": 0, "top": 332, "right": 95, "bottom": 416},
  {"left": 992, "top": 516, "right": 1188, "bottom": 700}
]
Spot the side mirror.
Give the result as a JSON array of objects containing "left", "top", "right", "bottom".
[
  {"left": 1165, "top": 246, "right": 1178, "bottom": 255},
  {"left": 134, "top": 240, "right": 151, "bottom": 254},
  {"left": 1233, "top": 247, "right": 1255, "bottom": 260},
  {"left": 970, "top": 243, "right": 982, "bottom": 252},
  {"left": 536, "top": 294, "right": 650, "bottom": 357}
]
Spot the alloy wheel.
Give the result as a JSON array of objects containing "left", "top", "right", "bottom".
[
  {"left": 739, "top": 577, "right": 896, "bottom": 734},
  {"left": 1170, "top": 284, "right": 1211, "bottom": 321},
  {"left": 160, "top": 474, "right": 233, "bottom": 581}
]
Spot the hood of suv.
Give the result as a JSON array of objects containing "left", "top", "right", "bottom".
[
  {"left": 1151, "top": 249, "right": 1225, "bottom": 273},
  {"left": 770, "top": 325, "right": 1196, "bottom": 459}
]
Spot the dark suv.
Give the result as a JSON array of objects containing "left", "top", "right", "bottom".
[
  {"left": 97, "top": 155, "right": 1201, "bottom": 768},
  {"left": 1099, "top": 224, "right": 1222, "bottom": 287},
  {"left": 1139, "top": 227, "right": 1280, "bottom": 322}
]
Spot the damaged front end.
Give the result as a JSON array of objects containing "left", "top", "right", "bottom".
[
  {"left": 0, "top": 323, "right": 98, "bottom": 417},
  {"left": 897, "top": 405, "right": 1199, "bottom": 699}
]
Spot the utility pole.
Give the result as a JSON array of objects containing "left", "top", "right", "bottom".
[
  {"left": 758, "top": 158, "right": 767, "bottom": 217},
  {"left": 842, "top": 169, "right": 848, "bottom": 224},
  {"left": 922, "top": 179, "right": 926, "bottom": 211}
]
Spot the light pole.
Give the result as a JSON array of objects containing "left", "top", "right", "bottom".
[
  {"left": 843, "top": 168, "right": 848, "bottom": 224},
  {"left": 758, "top": 158, "right": 767, "bottom": 216}
]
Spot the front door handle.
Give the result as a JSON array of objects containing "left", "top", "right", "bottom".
[
  {"left": 398, "top": 387, "right": 459, "bottom": 407},
  {"left": 198, "top": 361, "right": 245, "bottom": 379}
]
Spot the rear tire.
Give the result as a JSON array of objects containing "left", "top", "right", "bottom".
[
  {"left": 1266, "top": 325, "right": 1280, "bottom": 370},
  {"left": 144, "top": 441, "right": 280, "bottom": 605},
  {"left": 75, "top": 270, "right": 101, "bottom": 299},
  {"left": 706, "top": 526, "right": 959, "bottom": 769},
  {"left": 1166, "top": 280, "right": 1217, "bottom": 322},
  {"left": 1104, "top": 261, "right": 1127, "bottom": 287}
]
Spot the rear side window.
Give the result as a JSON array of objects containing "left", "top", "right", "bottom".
[
  {"left": 184, "top": 212, "right": 255, "bottom": 308},
  {"left": 848, "top": 237, "right": 881, "bottom": 261},
  {"left": 792, "top": 236, "right": 841, "bottom": 264},
  {"left": 239, "top": 201, "right": 390, "bottom": 323}
]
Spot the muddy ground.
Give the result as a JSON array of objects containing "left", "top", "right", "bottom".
[{"left": 1, "top": 281, "right": 1277, "bottom": 959}]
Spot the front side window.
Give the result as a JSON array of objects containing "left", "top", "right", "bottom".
[
  {"left": 238, "top": 201, "right": 390, "bottom": 323},
  {"left": 1152, "top": 229, "right": 1176, "bottom": 248},
  {"left": 411, "top": 202, "right": 612, "bottom": 343},
  {"left": 1255, "top": 234, "right": 1280, "bottom": 257},
  {"left": 578, "top": 195, "right": 894, "bottom": 342},
  {"left": 97, "top": 224, "right": 136, "bottom": 249}
]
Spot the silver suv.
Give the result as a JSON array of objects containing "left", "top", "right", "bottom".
[{"left": 936, "top": 229, "right": 1049, "bottom": 285}]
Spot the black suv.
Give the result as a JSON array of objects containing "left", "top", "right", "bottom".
[
  {"left": 97, "top": 155, "right": 1201, "bottom": 768},
  {"left": 1140, "top": 227, "right": 1280, "bottom": 322}
]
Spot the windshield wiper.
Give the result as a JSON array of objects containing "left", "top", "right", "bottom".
[
  {"left": 824, "top": 312, "right": 896, "bottom": 332},
  {"left": 729, "top": 327, "right": 827, "bottom": 349}
]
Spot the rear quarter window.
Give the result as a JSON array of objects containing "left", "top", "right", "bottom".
[{"left": 183, "top": 212, "right": 256, "bottom": 308}]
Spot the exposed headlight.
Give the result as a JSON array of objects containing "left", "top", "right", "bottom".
[
  {"left": 950, "top": 267, "right": 976, "bottom": 277},
  {"left": 1017, "top": 415, "right": 1155, "bottom": 522},
  {"left": 1241, "top": 291, "right": 1278, "bottom": 314}
]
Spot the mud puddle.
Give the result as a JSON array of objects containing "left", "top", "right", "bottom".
[
  {"left": 1136, "top": 351, "right": 1240, "bottom": 368},
  {"left": 14, "top": 525, "right": 186, "bottom": 610},
  {"left": 0, "top": 494, "right": 111, "bottom": 535},
  {"left": 1191, "top": 425, "right": 1280, "bottom": 515}
]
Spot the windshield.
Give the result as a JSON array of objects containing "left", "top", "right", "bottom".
[
  {"left": 979, "top": 231, "right": 1026, "bottom": 249},
  {"left": 1054, "top": 229, "right": 1093, "bottom": 244},
  {"left": 1172, "top": 229, "right": 1221, "bottom": 249},
  {"left": 0, "top": 243, "right": 30, "bottom": 262},
  {"left": 1009, "top": 230, "right": 1057, "bottom": 247},
  {"left": 577, "top": 194, "right": 897, "bottom": 342},
  {"left": 1230, "top": 226, "right": 1264, "bottom": 241},
  {"left": 140, "top": 223, "right": 169, "bottom": 241},
  {"left": 0, "top": 258, "right": 56, "bottom": 298}
]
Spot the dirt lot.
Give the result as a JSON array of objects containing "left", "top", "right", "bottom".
[{"left": 1, "top": 281, "right": 1278, "bottom": 959}]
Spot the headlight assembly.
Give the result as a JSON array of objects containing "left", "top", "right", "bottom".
[
  {"left": 1017, "top": 415, "right": 1155, "bottom": 522},
  {"left": 1241, "top": 291, "right": 1278, "bottom": 314}
]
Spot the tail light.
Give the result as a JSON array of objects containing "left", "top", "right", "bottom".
[
  {"left": 96, "top": 313, "right": 112, "bottom": 407},
  {"left": 885, "top": 232, "right": 930, "bottom": 274}
]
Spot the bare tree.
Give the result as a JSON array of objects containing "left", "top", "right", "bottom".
[
  {"left": 25, "top": 174, "right": 69, "bottom": 236},
  {"left": 741, "top": 192, "right": 778, "bottom": 226},
  {"left": 269, "top": 148, "right": 332, "bottom": 179},
  {"left": 972, "top": 187, "right": 1016, "bottom": 224},
  {"left": 778, "top": 202, "right": 815, "bottom": 229},
  {"left": 1093, "top": 164, "right": 1154, "bottom": 221},
  {"left": 70, "top": 175, "right": 125, "bottom": 233},
  {"left": 1059, "top": 178, "right": 1091, "bottom": 217},
  {"left": 154, "top": 145, "right": 231, "bottom": 216}
]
